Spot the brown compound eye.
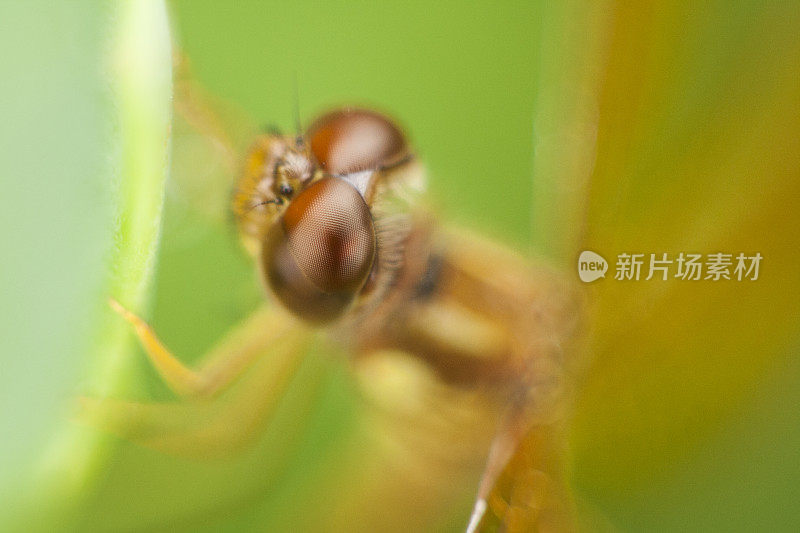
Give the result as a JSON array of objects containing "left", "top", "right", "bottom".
[
  {"left": 261, "top": 177, "right": 376, "bottom": 324},
  {"left": 308, "top": 108, "right": 407, "bottom": 175}
]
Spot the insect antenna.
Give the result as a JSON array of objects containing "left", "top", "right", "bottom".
[{"left": 292, "top": 72, "right": 303, "bottom": 146}]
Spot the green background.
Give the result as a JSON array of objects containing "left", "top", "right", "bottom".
[{"left": 1, "top": 1, "right": 798, "bottom": 531}]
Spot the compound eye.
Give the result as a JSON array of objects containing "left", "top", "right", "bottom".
[
  {"left": 261, "top": 177, "right": 376, "bottom": 323},
  {"left": 308, "top": 108, "right": 407, "bottom": 175}
]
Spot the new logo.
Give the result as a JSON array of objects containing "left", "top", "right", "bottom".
[{"left": 578, "top": 251, "right": 608, "bottom": 282}]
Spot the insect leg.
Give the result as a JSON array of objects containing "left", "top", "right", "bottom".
[
  {"left": 468, "top": 418, "right": 577, "bottom": 532},
  {"left": 78, "top": 327, "right": 315, "bottom": 458},
  {"left": 466, "top": 407, "right": 528, "bottom": 533},
  {"left": 468, "top": 340, "right": 574, "bottom": 532},
  {"left": 109, "top": 299, "right": 299, "bottom": 398}
]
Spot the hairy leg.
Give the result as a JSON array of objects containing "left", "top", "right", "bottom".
[
  {"left": 79, "top": 305, "right": 317, "bottom": 457},
  {"left": 109, "top": 300, "right": 297, "bottom": 398}
]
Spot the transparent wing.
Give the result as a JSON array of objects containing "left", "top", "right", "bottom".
[
  {"left": 481, "top": 2, "right": 800, "bottom": 531},
  {"left": 168, "top": 52, "right": 259, "bottom": 225},
  {"left": 571, "top": 0, "right": 800, "bottom": 505}
]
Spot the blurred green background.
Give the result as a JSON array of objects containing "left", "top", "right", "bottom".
[{"left": 1, "top": 1, "right": 799, "bottom": 531}]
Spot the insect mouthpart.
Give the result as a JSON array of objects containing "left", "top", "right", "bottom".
[{"left": 247, "top": 197, "right": 283, "bottom": 212}]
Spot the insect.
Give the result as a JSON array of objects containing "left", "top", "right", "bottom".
[{"left": 81, "top": 67, "right": 584, "bottom": 531}]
